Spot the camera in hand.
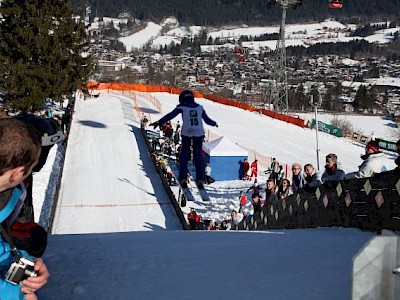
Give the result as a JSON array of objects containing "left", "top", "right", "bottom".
[{"left": 6, "top": 257, "right": 37, "bottom": 285}]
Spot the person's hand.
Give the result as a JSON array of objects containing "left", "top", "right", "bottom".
[
  {"left": 150, "top": 122, "right": 160, "bottom": 129},
  {"left": 21, "top": 258, "right": 50, "bottom": 294},
  {"left": 25, "top": 293, "right": 38, "bottom": 300}
]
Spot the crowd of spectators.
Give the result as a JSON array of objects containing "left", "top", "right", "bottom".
[{"left": 146, "top": 125, "right": 399, "bottom": 231}]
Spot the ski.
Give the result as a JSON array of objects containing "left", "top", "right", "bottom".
[
  {"left": 168, "top": 159, "right": 196, "bottom": 202},
  {"left": 187, "top": 162, "right": 211, "bottom": 201}
]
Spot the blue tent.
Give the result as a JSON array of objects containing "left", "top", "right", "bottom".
[{"left": 202, "top": 136, "right": 248, "bottom": 181}]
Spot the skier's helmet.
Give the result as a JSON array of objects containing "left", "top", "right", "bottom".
[{"left": 179, "top": 90, "right": 194, "bottom": 103}]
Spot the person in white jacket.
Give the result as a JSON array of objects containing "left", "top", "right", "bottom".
[{"left": 345, "top": 140, "right": 391, "bottom": 179}]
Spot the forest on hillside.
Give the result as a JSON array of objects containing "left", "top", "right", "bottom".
[{"left": 71, "top": 0, "right": 400, "bottom": 26}]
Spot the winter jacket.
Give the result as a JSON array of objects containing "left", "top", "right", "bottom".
[
  {"left": 0, "top": 185, "right": 32, "bottom": 300},
  {"left": 158, "top": 101, "right": 217, "bottom": 137},
  {"left": 239, "top": 195, "right": 247, "bottom": 206},
  {"left": 278, "top": 186, "right": 293, "bottom": 199},
  {"left": 345, "top": 152, "right": 391, "bottom": 179},
  {"left": 304, "top": 170, "right": 322, "bottom": 191},
  {"left": 271, "top": 161, "right": 280, "bottom": 173},
  {"left": 291, "top": 172, "right": 305, "bottom": 193},
  {"left": 321, "top": 163, "right": 345, "bottom": 183},
  {"left": 251, "top": 162, "right": 258, "bottom": 173}
]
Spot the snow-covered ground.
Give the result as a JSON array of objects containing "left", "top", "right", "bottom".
[
  {"left": 298, "top": 112, "right": 399, "bottom": 142},
  {"left": 112, "top": 17, "right": 400, "bottom": 51},
  {"left": 31, "top": 91, "right": 397, "bottom": 299}
]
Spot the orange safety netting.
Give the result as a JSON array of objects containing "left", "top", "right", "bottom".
[{"left": 83, "top": 82, "right": 305, "bottom": 128}]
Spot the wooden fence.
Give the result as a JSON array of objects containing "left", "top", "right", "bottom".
[{"left": 238, "top": 171, "right": 400, "bottom": 232}]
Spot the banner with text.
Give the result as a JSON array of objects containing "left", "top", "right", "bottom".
[
  {"left": 311, "top": 119, "right": 342, "bottom": 137},
  {"left": 378, "top": 139, "right": 397, "bottom": 153}
]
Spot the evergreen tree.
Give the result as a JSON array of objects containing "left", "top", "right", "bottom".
[{"left": 0, "top": 0, "right": 92, "bottom": 111}]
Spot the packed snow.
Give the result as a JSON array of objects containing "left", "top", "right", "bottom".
[
  {"left": 28, "top": 90, "right": 398, "bottom": 299},
  {"left": 112, "top": 16, "right": 400, "bottom": 51}
]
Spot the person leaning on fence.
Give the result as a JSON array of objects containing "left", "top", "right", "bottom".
[
  {"left": 251, "top": 193, "right": 262, "bottom": 214},
  {"left": 150, "top": 90, "right": 218, "bottom": 189},
  {"left": 303, "top": 163, "right": 322, "bottom": 192},
  {"left": 291, "top": 162, "right": 305, "bottom": 193},
  {"left": 345, "top": 140, "right": 392, "bottom": 179},
  {"left": 264, "top": 179, "right": 279, "bottom": 206},
  {"left": 277, "top": 179, "right": 293, "bottom": 199},
  {"left": 0, "top": 118, "right": 50, "bottom": 300},
  {"left": 321, "top": 153, "right": 345, "bottom": 185},
  {"left": 242, "top": 208, "right": 252, "bottom": 221},
  {"left": 227, "top": 210, "right": 240, "bottom": 230}
]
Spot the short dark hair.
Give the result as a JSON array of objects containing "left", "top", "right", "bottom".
[
  {"left": 0, "top": 118, "right": 41, "bottom": 176},
  {"left": 326, "top": 153, "right": 337, "bottom": 162}
]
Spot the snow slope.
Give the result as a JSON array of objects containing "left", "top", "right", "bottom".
[{"left": 52, "top": 93, "right": 182, "bottom": 234}]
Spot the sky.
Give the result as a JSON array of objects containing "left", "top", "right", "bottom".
[{"left": 29, "top": 90, "right": 398, "bottom": 299}]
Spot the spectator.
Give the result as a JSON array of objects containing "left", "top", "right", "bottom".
[
  {"left": 61, "top": 108, "right": 72, "bottom": 135},
  {"left": 276, "top": 165, "right": 285, "bottom": 187},
  {"left": 246, "top": 178, "right": 261, "bottom": 197},
  {"left": 173, "top": 125, "right": 180, "bottom": 145},
  {"left": 238, "top": 191, "right": 247, "bottom": 213},
  {"left": 219, "top": 220, "right": 229, "bottom": 230},
  {"left": 264, "top": 179, "right": 278, "bottom": 206},
  {"left": 394, "top": 139, "right": 400, "bottom": 175},
  {"left": 291, "top": 162, "right": 305, "bottom": 193},
  {"left": 303, "top": 163, "right": 322, "bottom": 191},
  {"left": 161, "top": 121, "right": 174, "bottom": 139},
  {"left": 0, "top": 118, "right": 50, "bottom": 300},
  {"left": 277, "top": 179, "right": 293, "bottom": 199},
  {"left": 187, "top": 207, "right": 200, "bottom": 230},
  {"left": 251, "top": 193, "right": 262, "bottom": 214},
  {"left": 321, "top": 153, "right": 345, "bottom": 184},
  {"left": 243, "top": 158, "right": 250, "bottom": 180},
  {"left": 250, "top": 159, "right": 258, "bottom": 180},
  {"left": 227, "top": 210, "right": 240, "bottom": 230},
  {"left": 140, "top": 114, "right": 148, "bottom": 130},
  {"left": 270, "top": 158, "right": 280, "bottom": 184},
  {"left": 345, "top": 140, "right": 392, "bottom": 179},
  {"left": 204, "top": 163, "right": 215, "bottom": 184},
  {"left": 242, "top": 208, "right": 252, "bottom": 221},
  {"left": 150, "top": 90, "right": 218, "bottom": 189}
]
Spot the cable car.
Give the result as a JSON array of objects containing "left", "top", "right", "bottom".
[{"left": 328, "top": 0, "right": 343, "bottom": 9}]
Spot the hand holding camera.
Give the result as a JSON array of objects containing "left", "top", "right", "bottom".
[
  {"left": 19, "top": 258, "right": 49, "bottom": 294},
  {"left": 6, "top": 257, "right": 37, "bottom": 285}
]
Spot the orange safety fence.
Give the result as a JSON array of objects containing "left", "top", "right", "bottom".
[
  {"left": 89, "top": 82, "right": 296, "bottom": 181},
  {"left": 83, "top": 82, "right": 305, "bottom": 128}
]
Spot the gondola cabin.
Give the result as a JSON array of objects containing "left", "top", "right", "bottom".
[{"left": 328, "top": 0, "right": 343, "bottom": 9}]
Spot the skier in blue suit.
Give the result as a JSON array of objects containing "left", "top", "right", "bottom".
[{"left": 151, "top": 90, "right": 218, "bottom": 188}]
